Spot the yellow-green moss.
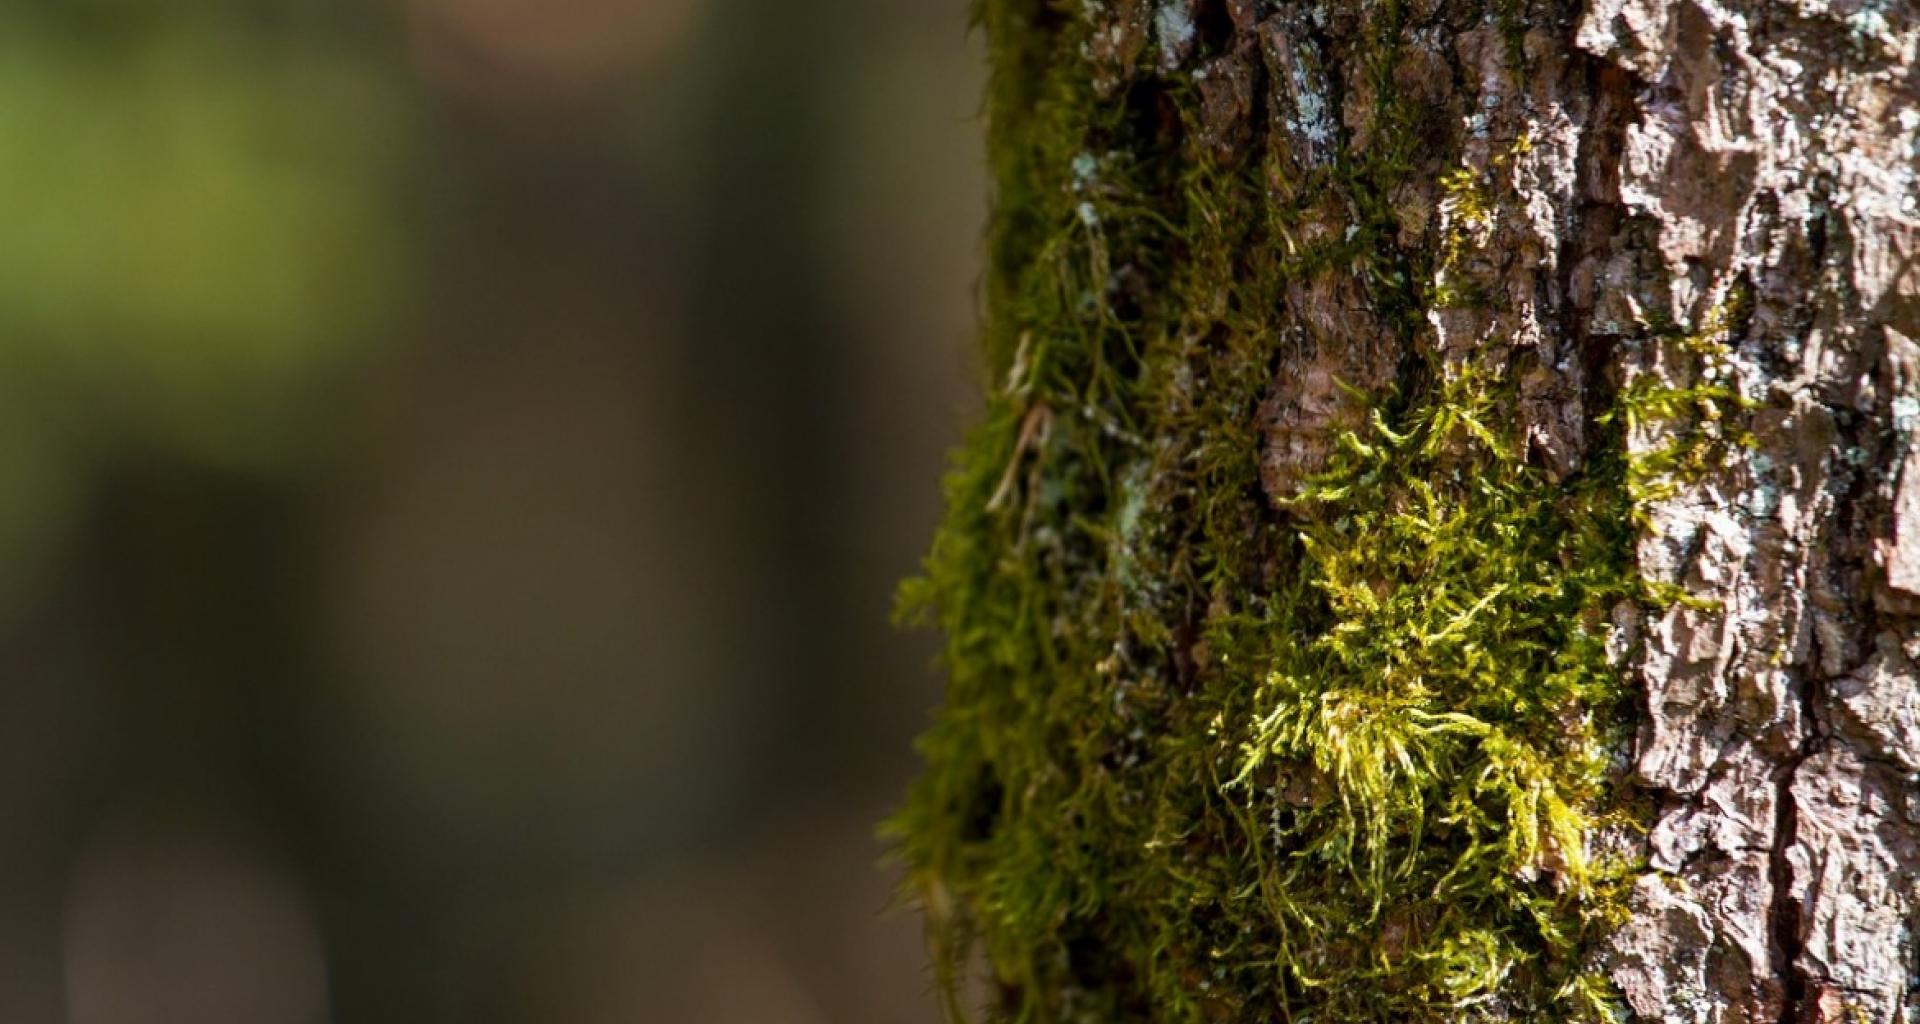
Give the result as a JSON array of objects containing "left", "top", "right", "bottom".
[{"left": 889, "top": 3, "right": 1745, "bottom": 1021}]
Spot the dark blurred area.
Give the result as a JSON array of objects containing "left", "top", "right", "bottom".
[{"left": 0, "top": 1, "right": 982, "bottom": 1020}]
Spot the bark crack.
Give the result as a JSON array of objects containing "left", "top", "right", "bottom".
[
  {"left": 1766, "top": 176, "right": 1839, "bottom": 1024},
  {"left": 1768, "top": 582, "right": 1834, "bottom": 1024},
  {"left": 1559, "top": 57, "right": 1635, "bottom": 427}
]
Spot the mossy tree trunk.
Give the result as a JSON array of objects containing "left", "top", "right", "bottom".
[{"left": 896, "top": 1, "right": 1920, "bottom": 1022}]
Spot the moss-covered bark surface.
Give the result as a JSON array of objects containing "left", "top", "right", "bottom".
[
  {"left": 891, "top": 0, "right": 1918, "bottom": 1021},
  {"left": 899, "top": 1, "right": 1629, "bottom": 1019}
]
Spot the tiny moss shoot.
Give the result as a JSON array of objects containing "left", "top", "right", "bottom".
[{"left": 890, "top": 2, "right": 1749, "bottom": 1021}]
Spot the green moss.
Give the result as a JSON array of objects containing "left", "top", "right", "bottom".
[
  {"left": 1610, "top": 296, "right": 1757, "bottom": 516},
  {"left": 889, "top": 3, "right": 1747, "bottom": 1021},
  {"left": 1213, "top": 368, "right": 1642, "bottom": 1021}
]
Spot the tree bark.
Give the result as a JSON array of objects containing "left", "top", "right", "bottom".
[{"left": 897, "top": 2, "right": 1920, "bottom": 1022}]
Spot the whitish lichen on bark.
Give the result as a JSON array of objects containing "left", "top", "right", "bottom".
[{"left": 894, "top": 0, "right": 1920, "bottom": 1021}]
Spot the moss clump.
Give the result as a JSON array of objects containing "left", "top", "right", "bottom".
[
  {"left": 1216, "top": 368, "right": 1641, "bottom": 1021},
  {"left": 896, "top": 364, "right": 1653, "bottom": 1021},
  {"left": 889, "top": 2, "right": 1747, "bottom": 1021}
]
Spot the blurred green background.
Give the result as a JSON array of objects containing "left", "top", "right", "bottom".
[{"left": 0, "top": 0, "right": 982, "bottom": 1020}]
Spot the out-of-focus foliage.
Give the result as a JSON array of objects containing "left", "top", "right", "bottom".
[
  {"left": 0, "top": 1, "right": 977, "bottom": 1020},
  {"left": 0, "top": 12, "right": 412, "bottom": 598}
]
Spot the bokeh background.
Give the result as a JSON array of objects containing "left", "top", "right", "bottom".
[{"left": 0, "top": 0, "right": 983, "bottom": 1020}]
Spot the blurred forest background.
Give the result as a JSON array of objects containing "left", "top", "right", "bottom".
[{"left": 0, "top": 0, "right": 981, "bottom": 1020}]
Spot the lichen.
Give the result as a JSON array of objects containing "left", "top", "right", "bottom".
[
  {"left": 887, "top": 2, "right": 1751, "bottom": 1021},
  {"left": 1155, "top": 1, "right": 1195, "bottom": 68}
]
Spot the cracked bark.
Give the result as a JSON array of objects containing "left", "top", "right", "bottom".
[{"left": 1572, "top": 4, "right": 1920, "bottom": 1022}]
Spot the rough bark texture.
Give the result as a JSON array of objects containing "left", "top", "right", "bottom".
[
  {"left": 1586, "top": 3, "right": 1920, "bottom": 1022},
  {"left": 897, "top": 1, "right": 1920, "bottom": 1022}
]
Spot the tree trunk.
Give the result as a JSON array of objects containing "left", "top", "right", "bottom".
[{"left": 895, "top": 1, "right": 1920, "bottom": 1022}]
